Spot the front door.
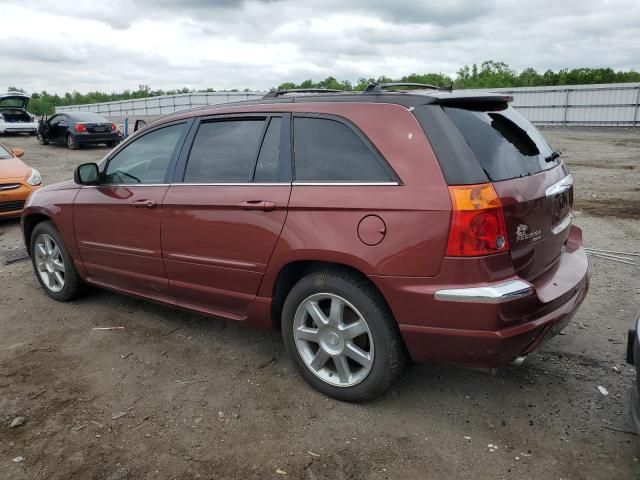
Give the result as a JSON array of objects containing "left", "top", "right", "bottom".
[
  {"left": 161, "top": 115, "right": 291, "bottom": 319},
  {"left": 74, "top": 121, "right": 189, "bottom": 299}
]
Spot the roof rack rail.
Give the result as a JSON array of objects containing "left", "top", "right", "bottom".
[
  {"left": 364, "top": 82, "right": 453, "bottom": 94},
  {"left": 263, "top": 88, "right": 345, "bottom": 98}
]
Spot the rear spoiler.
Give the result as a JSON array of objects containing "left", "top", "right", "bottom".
[{"left": 430, "top": 94, "right": 514, "bottom": 105}]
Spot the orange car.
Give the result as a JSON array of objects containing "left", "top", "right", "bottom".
[{"left": 0, "top": 143, "right": 41, "bottom": 218}]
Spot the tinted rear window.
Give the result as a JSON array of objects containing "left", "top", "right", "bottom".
[
  {"left": 443, "top": 105, "right": 557, "bottom": 181},
  {"left": 68, "top": 112, "right": 108, "bottom": 122},
  {"left": 293, "top": 117, "right": 392, "bottom": 182}
]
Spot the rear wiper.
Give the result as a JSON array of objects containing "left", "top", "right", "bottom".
[{"left": 545, "top": 151, "right": 561, "bottom": 163}]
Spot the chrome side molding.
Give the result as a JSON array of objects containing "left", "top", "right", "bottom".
[
  {"left": 434, "top": 279, "right": 534, "bottom": 304},
  {"left": 545, "top": 174, "right": 574, "bottom": 198}
]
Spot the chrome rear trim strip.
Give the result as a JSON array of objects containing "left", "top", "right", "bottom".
[
  {"left": 434, "top": 279, "right": 534, "bottom": 304},
  {"left": 551, "top": 213, "right": 574, "bottom": 235},
  {"left": 545, "top": 174, "right": 574, "bottom": 197}
]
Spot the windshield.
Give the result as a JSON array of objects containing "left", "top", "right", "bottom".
[
  {"left": 443, "top": 104, "right": 558, "bottom": 181},
  {"left": 0, "top": 144, "right": 13, "bottom": 159}
]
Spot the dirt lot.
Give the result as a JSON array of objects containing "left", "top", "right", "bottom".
[{"left": 1, "top": 129, "right": 639, "bottom": 480}]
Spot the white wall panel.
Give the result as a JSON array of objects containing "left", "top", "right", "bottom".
[{"left": 56, "top": 85, "right": 640, "bottom": 126}]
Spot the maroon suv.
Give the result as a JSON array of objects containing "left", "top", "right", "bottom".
[{"left": 21, "top": 84, "right": 589, "bottom": 401}]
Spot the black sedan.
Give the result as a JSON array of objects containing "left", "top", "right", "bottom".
[{"left": 37, "top": 112, "right": 122, "bottom": 150}]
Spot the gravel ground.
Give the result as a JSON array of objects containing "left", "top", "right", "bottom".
[{"left": 0, "top": 129, "right": 639, "bottom": 480}]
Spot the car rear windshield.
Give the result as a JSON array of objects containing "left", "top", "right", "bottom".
[
  {"left": 443, "top": 104, "right": 558, "bottom": 181},
  {"left": 69, "top": 112, "right": 108, "bottom": 122},
  {"left": 0, "top": 98, "right": 27, "bottom": 108}
]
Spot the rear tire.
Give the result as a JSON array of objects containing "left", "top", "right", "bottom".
[
  {"left": 106, "top": 141, "right": 118, "bottom": 148},
  {"left": 281, "top": 270, "right": 406, "bottom": 402},
  {"left": 67, "top": 134, "right": 79, "bottom": 150},
  {"left": 30, "top": 221, "right": 83, "bottom": 302}
]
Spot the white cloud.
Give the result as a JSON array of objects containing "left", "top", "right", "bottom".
[{"left": 0, "top": 0, "right": 638, "bottom": 94}]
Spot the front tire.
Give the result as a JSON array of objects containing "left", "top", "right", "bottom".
[
  {"left": 67, "top": 134, "right": 79, "bottom": 150},
  {"left": 282, "top": 270, "right": 406, "bottom": 402},
  {"left": 30, "top": 221, "right": 83, "bottom": 301}
]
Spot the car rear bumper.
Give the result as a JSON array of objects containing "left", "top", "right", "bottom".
[
  {"left": 398, "top": 275, "right": 588, "bottom": 367},
  {"left": 0, "top": 121, "right": 38, "bottom": 133},
  {"left": 372, "top": 225, "right": 589, "bottom": 368},
  {"left": 74, "top": 132, "right": 121, "bottom": 144}
]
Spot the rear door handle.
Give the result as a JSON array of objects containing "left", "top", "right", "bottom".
[
  {"left": 238, "top": 200, "right": 276, "bottom": 212},
  {"left": 131, "top": 199, "right": 156, "bottom": 208}
]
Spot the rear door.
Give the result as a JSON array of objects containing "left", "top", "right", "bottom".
[
  {"left": 440, "top": 104, "right": 572, "bottom": 281},
  {"left": 161, "top": 114, "right": 291, "bottom": 320}
]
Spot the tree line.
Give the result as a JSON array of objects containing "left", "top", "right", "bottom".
[{"left": 7, "top": 61, "right": 640, "bottom": 115}]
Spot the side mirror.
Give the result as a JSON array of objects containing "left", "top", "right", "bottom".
[
  {"left": 74, "top": 162, "right": 100, "bottom": 185},
  {"left": 11, "top": 148, "right": 24, "bottom": 158}
]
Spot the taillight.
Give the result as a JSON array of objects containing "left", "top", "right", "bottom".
[
  {"left": 74, "top": 123, "right": 87, "bottom": 132},
  {"left": 111, "top": 123, "right": 117, "bottom": 131},
  {"left": 446, "top": 183, "right": 509, "bottom": 256}
]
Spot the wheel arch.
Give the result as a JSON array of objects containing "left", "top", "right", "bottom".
[
  {"left": 22, "top": 212, "right": 53, "bottom": 251},
  {"left": 269, "top": 260, "right": 393, "bottom": 332}
]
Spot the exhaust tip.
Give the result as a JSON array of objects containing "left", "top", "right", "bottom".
[{"left": 511, "top": 355, "right": 527, "bottom": 366}]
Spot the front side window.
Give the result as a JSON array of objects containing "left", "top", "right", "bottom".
[
  {"left": 103, "top": 123, "right": 185, "bottom": 184},
  {"left": 293, "top": 117, "right": 392, "bottom": 182},
  {"left": 0, "top": 144, "right": 12, "bottom": 159},
  {"left": 184, "top": 119, "right": 267, "bottom": 183},
  {"left": 254, "top": 117, "right": 282, "bottom": 182}
]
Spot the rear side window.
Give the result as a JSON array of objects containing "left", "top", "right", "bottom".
[
  {"left": 184, "top": 119, "right": 265, "bottom": 183},
  {"left": 443, "top": 105, "right": 556, "bottom": 182},
  {"left": 293, "top": 117, "right": 392, "bottom": 182}
]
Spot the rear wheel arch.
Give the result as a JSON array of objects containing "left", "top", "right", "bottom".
[{"left": 270, "top": 260, "right": 394, "bottom": 332}]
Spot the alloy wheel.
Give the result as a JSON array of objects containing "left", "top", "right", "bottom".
[
  {"left": 34, "top": 233, "right": 65, "bottom": 293},
  {"left": 293, "top": 293, "right": 374, "bottom": 387}
]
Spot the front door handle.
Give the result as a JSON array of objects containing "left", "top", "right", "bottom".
[
  {"left": 131, "top": 199, "right": 156, "bottom": 208},
  {"left": 238, "top": 200, "right": 276, "bottom": 212}
]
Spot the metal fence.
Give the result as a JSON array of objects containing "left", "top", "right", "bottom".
[
  {"left": 56, "top": 83, "right": 640, "bottom": 127},
  {"left": 490, "top": 83, "right": 640, "bottom": 126},
  {"left": 56, "top": 92, "right": 266, "bottom": 120}
]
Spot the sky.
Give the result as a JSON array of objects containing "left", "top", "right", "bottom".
[{"left": 1, "top": 0, "right": 639, "bottom": 95}]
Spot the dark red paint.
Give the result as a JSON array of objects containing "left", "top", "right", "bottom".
[{"left": 22, "top": 100, "right": 588, "bottom": 368}]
